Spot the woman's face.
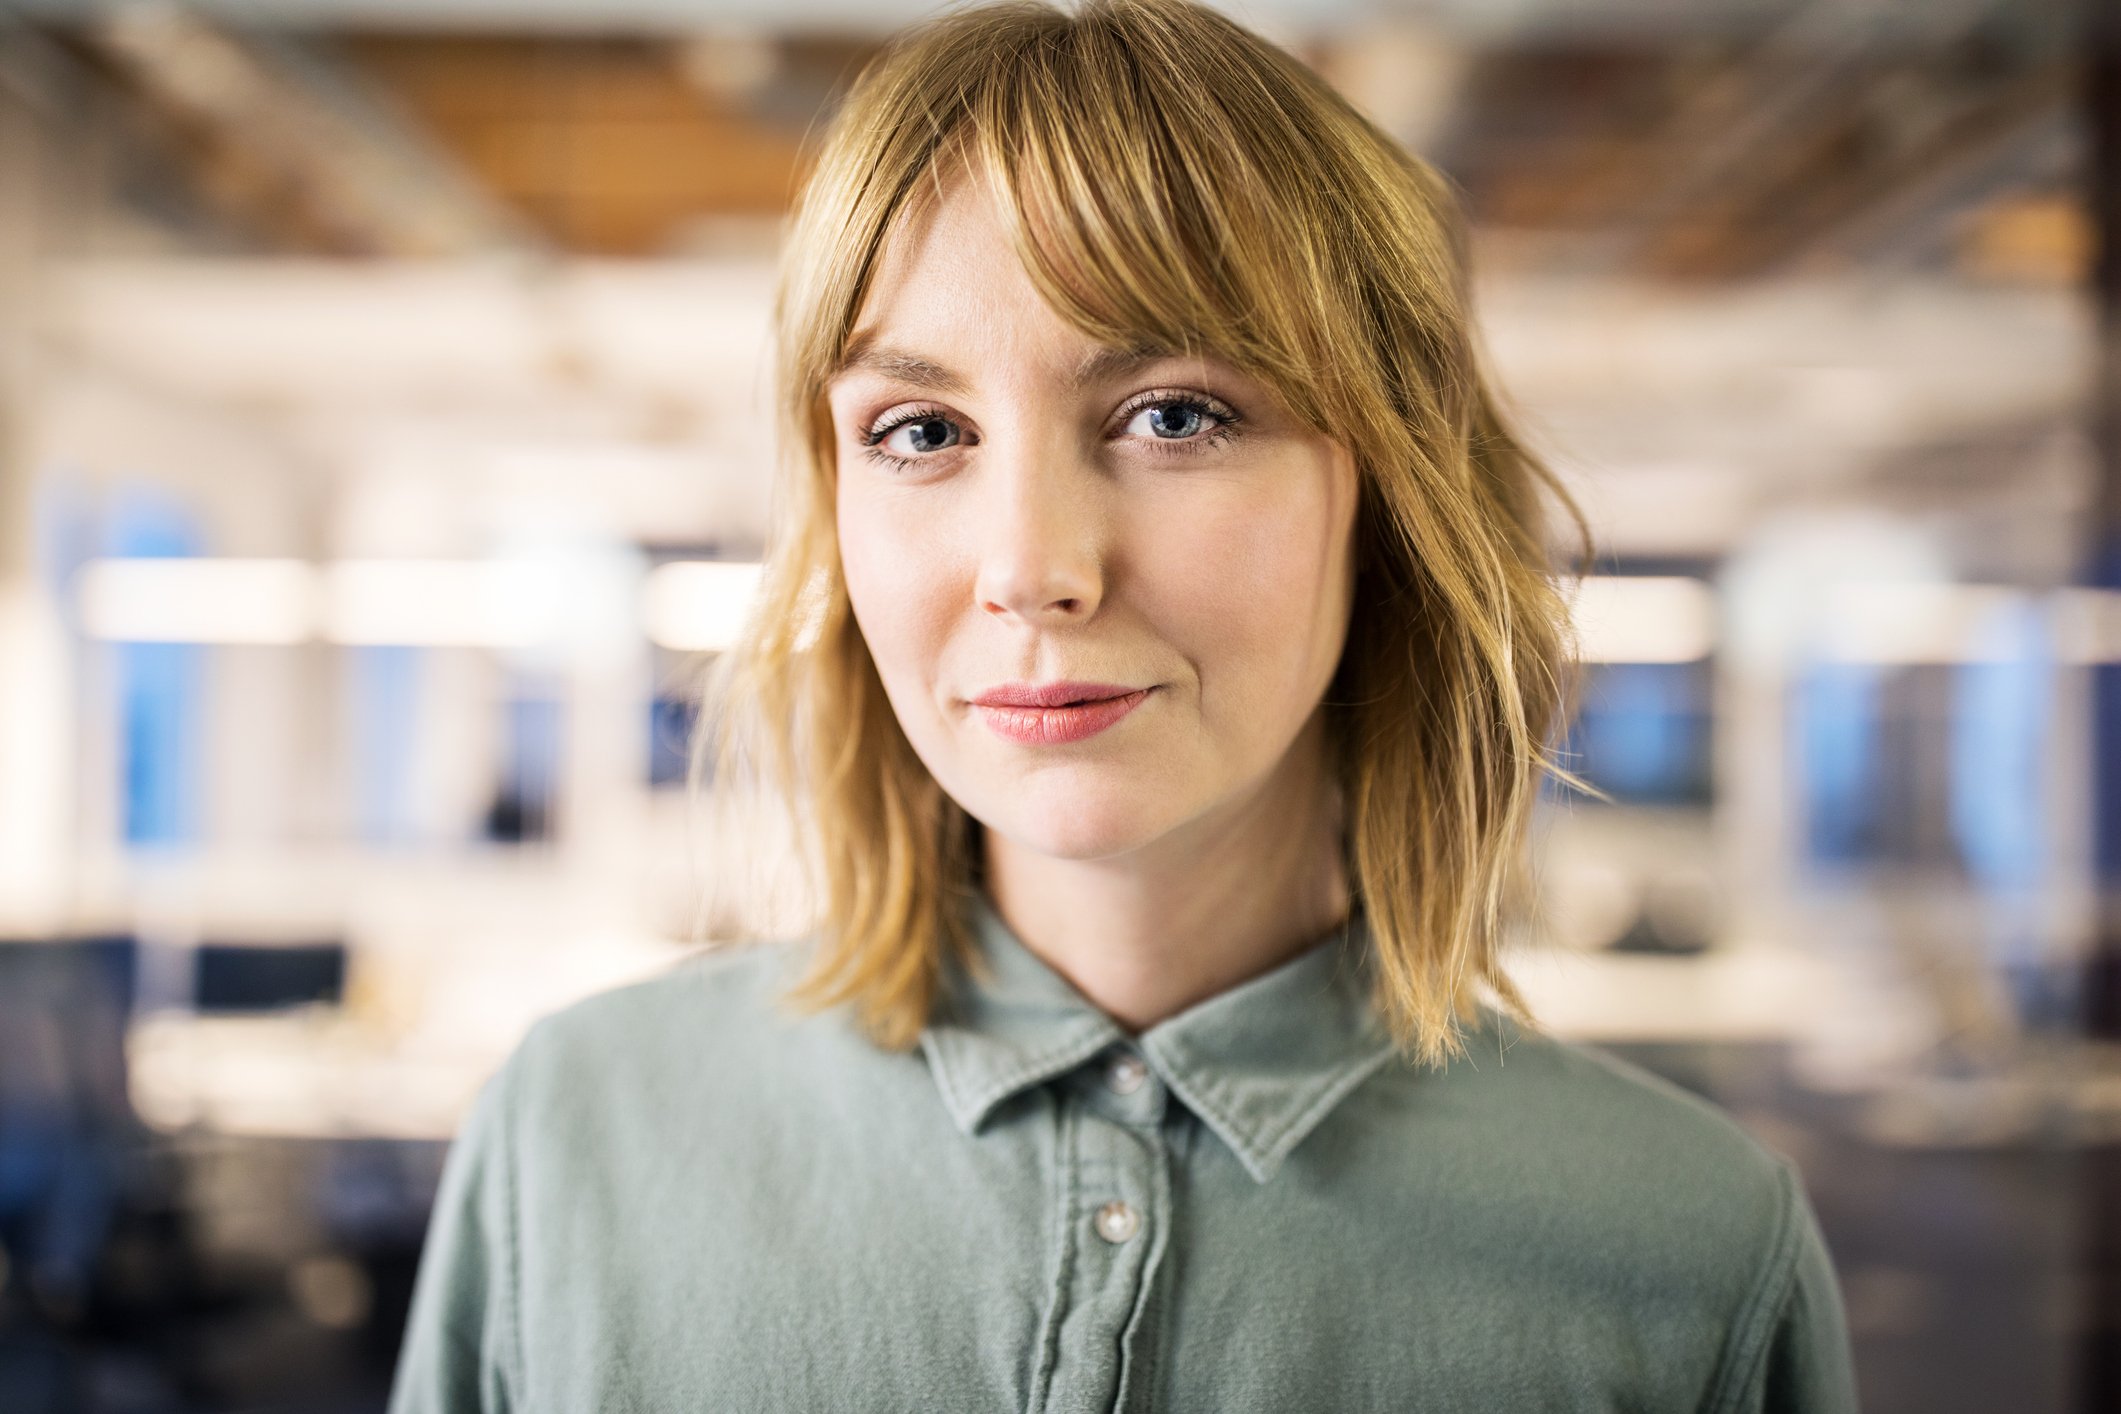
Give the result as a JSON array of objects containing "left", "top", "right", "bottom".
[{"left": 827, "top": 171, "right": 1360, "bottom": 864}]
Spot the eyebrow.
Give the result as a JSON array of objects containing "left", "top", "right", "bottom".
[{"left": 829, "top": 332, "right": 1179, "bottom": 396}]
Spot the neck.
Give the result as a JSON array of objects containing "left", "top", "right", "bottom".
[{"left": 979, "top": 709, "right": 1352, "bottom": 1035}]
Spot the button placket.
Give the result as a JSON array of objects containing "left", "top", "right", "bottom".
[
  {"left": 1078, "top": 1045, "right": 1163, "bottom": 1129},
  {"left": 1029, "top": 1062, "right": 1169, "bottom": 1414}
]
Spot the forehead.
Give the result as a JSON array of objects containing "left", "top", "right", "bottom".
[
  {"left": 872, "top": 162, "right": 1015, "bottom": 284},
  {"left": 831, "top": 166, "right": 1226, "bottom": 395},
  {"left": 841, "top": 173, "right": 1078, "bottom": 366}
]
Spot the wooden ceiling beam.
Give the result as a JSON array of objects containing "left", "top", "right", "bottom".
[
  {"left": 1431, "top": 2, "right": 2077, "bottom": 285},
  {"left": 85, "top": 6, "right": 536, "bottom": 257},
  {"left": 345, "top": 34, "right": 849, "bottom": 255},
  {"left": 1637, "top": 57, "right": 2072, "bottom": 281}
]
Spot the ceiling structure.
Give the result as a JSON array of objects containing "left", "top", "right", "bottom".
[
  {"left": 9, "top": 0, "right": 2074, "bottom": 272},
  {"left": 0, "top": 0, "right": 2057, "bottom": 40},
  {"left": 0, "top": 0, "right": 2091, "bottom": 564}
]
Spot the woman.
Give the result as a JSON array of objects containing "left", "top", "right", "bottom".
[{"left": 390, "top": 2, "right": 1858, "bottom": 1409}]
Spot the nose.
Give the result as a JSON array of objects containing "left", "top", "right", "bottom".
[{"left": 972, "top": 437, "right": 1106, "bottom": 626}]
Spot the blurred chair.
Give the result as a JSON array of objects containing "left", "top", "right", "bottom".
[
  {"left": 191, "top": 942, "right": 345, "bottom": 1014},
  {"left": 0, "top": 937, "right": 140, "bottom": 1320}
]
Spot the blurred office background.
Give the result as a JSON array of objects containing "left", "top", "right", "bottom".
[{"left": 0, "top": 0, "right": 2109, "bottom": 1408}]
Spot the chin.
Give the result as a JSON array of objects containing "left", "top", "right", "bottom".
[{"left": 975, "top": 781, "right": 1180, "bottom": 863}]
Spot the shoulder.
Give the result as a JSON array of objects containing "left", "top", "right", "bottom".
[
  {"left": 1418, "top": 1009, "right": 1794, "bottom": 1200},
  {"left": 1461, "top": 1029, "right": 1849, "bottom": 1407},
  {"left": 486, "top": 940, "right": 827, "bottom": 1132},
  {"left": 524, "top": 940, "right": 801, "bottom": 1060},
  {"left": 1355, "top": 1008, "right": 1810, "bottom": 1299},
  {"left": 1318, "top": 1013, "right": 1846, "bottom": 1408},
  {"left": 484, "top": 936, "right": 940, "bottom": 1140}
]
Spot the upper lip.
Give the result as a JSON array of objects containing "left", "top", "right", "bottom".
[{"left": 971, "top": 681, "right": 1147, "bottom": 709}]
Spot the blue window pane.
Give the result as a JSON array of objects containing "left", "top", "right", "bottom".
[
  {"left": 1553, "top": 661, "right": 1713, "bottom": 807},
  {"left": 648, "top": 694, "right": 699, "bottom": 788},
  {"left": 107, "top": 489, "right": 202, "bottom": 849},
  {"left": 350, "top": 645, "right": 423, "bottom": 845},
  {"left": 486, "top": 685, "right": 563, "bottom": 843},
  {"left": 1797, "top": 660, "right": 1884, "bottom": 865},
  {"left": 1949, "top": 602, "right": 2050, "bottom": 891}
]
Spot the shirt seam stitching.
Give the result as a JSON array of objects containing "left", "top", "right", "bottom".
[
  {"left": 1262, "top": 1044, "right": 1399, "bottom": 1159},
  {"left": 499, "top": 1058, "right": 526, "bottom": 1411},
  {"left": 1114, "top": 1119, "right": 1175, "bottom": 1413},
  {"left": 1149, "top": 1034, "right": 1276, "bottom": 1176},
  {"left": 1027, "top": 1095, "right": 1078, "bottom": 1414},
  {"left": 1153, "top": 1031, "right": 1394, "bottom": 1176},
  {"left": 1700, "top": 1158, "right": 1805, "bottom": 1414},
  {"left": 942, "top": 1020, "right": 1118, "bottom": 1127}
]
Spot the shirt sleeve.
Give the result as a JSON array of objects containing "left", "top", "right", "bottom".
[
  {"left": 1757, "top": 1168, "right": 1860, "bottom": 1414},
  {"left": 1716, "top": 1158, "right": 1859, "bottom": 1414},
  {"left": 386, "top": 1058, "right": 524, "bottom": 1414}
]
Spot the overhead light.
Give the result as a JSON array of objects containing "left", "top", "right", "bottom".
[
  {"left": 322, "top": 559, "right": 551, "bottom": 648},
  {"left": 2045, "top": 587, "right": 2121, "bottom": 666},
  {"left": 75, "top": 558, "right": 315, "bottom": 644},
  {"left": 643, "top": 561, "right": 762, "bottom": 652},
  {"left": 1817, "top": 582, "right": 2025, "bottom": 665},
  {"left": 71, "top": 555, "right": 888, "bottom": 660},
  {"left": 1568, "top": 575, "right": 1716, "bottom": 664}
]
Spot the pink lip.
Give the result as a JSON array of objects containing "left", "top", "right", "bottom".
[
  {"left": 971, "top": 681, "right": 1143, "bottom": 709},
  {"left": 972, "top": 686, "right": 1153, "bottom": 745}
]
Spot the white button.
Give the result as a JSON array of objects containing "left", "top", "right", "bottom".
[
  {"left": 1093, "top": 1200, "right": 1140, "bottom": 1244},
  {"left": 1105, "top": 1052, "right": 1148, "bottom": 1095}
]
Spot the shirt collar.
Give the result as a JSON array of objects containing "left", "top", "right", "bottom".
[{"left": 917, "top": 886, "right": 1401, "bottom": 1184}]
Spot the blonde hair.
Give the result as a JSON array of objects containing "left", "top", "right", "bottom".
[{"left": 697, "top": 0, "right": 1593, "bottom": 1068}]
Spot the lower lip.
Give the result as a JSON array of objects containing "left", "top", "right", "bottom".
[{"left": 973, "top": 688, "right": 1153, "bottom": 745}]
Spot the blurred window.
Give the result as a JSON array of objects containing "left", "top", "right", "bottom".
[
  {"left": 485, "top": 677, "right": 563, "bottom": 843},
  {"left": 648, "top": 691, "right": 699, "bottom": 789},
  {"left": 108, "top": 488, "right": 203, "bottom": 849},
  {"left": 1798, "top": 661, "right": 1960, "bottom": 869},
  {"left": 1553, "top": 660, "right": 1714, "bottom": 807},
  {"left": 351, "top": 645, "right": 423, "bottom": 845}
]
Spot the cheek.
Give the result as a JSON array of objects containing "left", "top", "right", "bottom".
[
  {"left": 836, "top": 489, "right": 957, "bottom": 689},
  {"left": 1140, "top": 473, "right": 1353, "bottom": 701}
]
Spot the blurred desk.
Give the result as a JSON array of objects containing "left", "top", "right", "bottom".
[
  {"left": 1509, "top": 932, "right": 1893, "bottom": 1045},
  {"left": 128, "top": 1012, "right": 498, "bottom": 1141},
  {"left": 126, "top": 927, "right": 700, "bottom": 1140}
]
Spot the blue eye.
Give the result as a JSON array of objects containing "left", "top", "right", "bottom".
[
  {"left": 872, "top": 414, "right": 960, "bottom": 457},
  {"left": 1119, "top": 394, "right": 1237, "bottom": 449},
  {"left": 855, "top": 389, "right": 1242, "bottom": 474},
  {"left": 1140, "top": 403, "right": 1203, "bottom": 438}
]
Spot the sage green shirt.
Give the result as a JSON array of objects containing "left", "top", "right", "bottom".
[{"left": 388, "top": 888, "right": 1858, "bottom": 1412}]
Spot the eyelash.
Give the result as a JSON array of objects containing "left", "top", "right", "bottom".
[{"left": 856, "top": 390, "right": 1243, "bottom": 473}]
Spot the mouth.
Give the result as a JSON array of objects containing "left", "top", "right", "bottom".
[
  {"left": 970, "top": 686, "right": 1154, "bottom": 746},
  {"left": 969, "top": 680, "right": 1146, "bottom": 710}
]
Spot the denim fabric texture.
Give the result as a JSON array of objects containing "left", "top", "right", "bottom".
[{"left": 388, "top": 887, "right": 1859, "bottom": 1412}]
